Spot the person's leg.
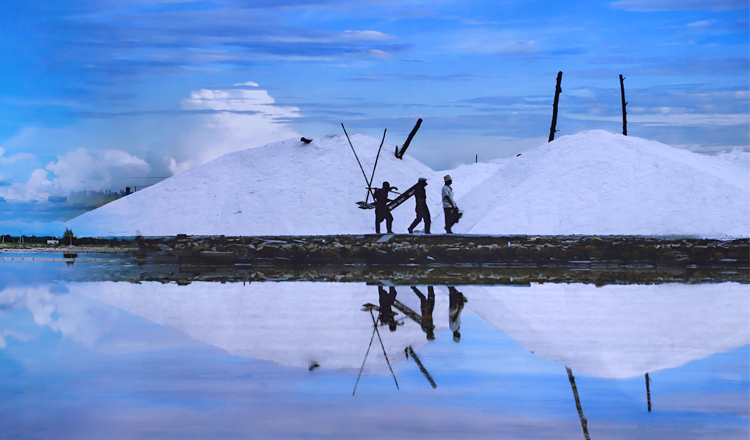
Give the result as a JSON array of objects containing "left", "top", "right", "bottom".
[
  {"left": 423, "top": 206, "right": 431, "bottom": 234},
  {"left": 386, "top": 211, "right": 393, "bottom": 233},
  {"left": 375, "top": 212, "right": 382, "bottom": 234},
  {"left": 443, "top": 208, "right": 452, "bottom": 233},
  {"left": 408, "top": 213, "right": 421, "bottom": 234}
]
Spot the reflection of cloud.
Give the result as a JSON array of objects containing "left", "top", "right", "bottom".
[
  {"left": 658, "top": 392, "right": 750, "bottom": 417},
  {"left": 0, "top": 147, "right": 34, "bottom": 165},
  {"left": 0, "top": 285, "right": 118, "bottom": 348}
]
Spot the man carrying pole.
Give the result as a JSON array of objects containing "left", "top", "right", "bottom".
[
  {"left": 373, "top": 181, "right": 394, "bottom": 234},
  {"left": 407, "top": 177, "right": 430, "bottom": 234}
]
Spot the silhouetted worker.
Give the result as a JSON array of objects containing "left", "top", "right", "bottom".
[
  {"left": 408, "top": 177, "right": 430, "bottom": 234},
  {"left": 378, "top": 285, "right": 398, "bottom": 332},
  {"left": 448, "top": 286, "right": 467, "bottom": 342},
  {"left": 411, "top": 286, "right": 435, "bottom": 340},
  {"left": 125, "top": 186, "right": 131, "bottom": 195},
  {"left": 373, "top": 181, "right": 394, "bottom": 234},
  {"left": 442, "top": 175, "right": 459, "bottom": 234}
]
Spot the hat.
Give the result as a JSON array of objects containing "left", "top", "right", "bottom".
[
  {"left": 418, "top": 177, "right": 427, "bottom": 182},
  {"left": 443, "top": 175, "right": 452, "bottom": 182},
  {"left": 383, "top": 181, "right": 390, "bottom": 189}
]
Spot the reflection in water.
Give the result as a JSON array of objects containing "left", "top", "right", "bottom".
[
  {"left": 449, "top": 286, "right": 467, "bottom": 343},
  {"left": 566, "top": 367, "right": 591, "bottom": 440},
  {"left": 0, "top": 274, "right": 747, "bottom": 439}
]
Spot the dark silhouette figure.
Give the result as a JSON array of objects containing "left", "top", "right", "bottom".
[
  {"left": 373, "top": 181, "right": 394, "bottom": 234},
  {"left": 408, "top": 178, "right": 431, "bottom": 234},
  {"left": 378, "top": 286, "right": 398, "bottom": 332},
  {"left": 411, "top": 286, "right": 435, "bottom": 340},
  {"left": 448, "top": 286, "right": 467, "bottom": 342},
  {"left": 125, "top": 187, "right": 131, "bottom": 195}
]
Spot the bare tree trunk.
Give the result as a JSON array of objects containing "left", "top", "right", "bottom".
[
  {"left": 549, "top": 71, "right": 563, "bottom": 142},
  {"left": 620, "top": 74, "right": 628, "bottom": 136}
]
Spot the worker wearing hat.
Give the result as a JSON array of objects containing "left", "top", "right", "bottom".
[
  {"left": 442, "top": 174, "right": 459, "bottom": 234},
  {"left": 373, "top": 181, "right": 394, "bottom": 234},
  {"left": 408, "top": 177, "right": 430, "bottom": 234}
]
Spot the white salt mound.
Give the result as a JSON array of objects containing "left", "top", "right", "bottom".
[
  {"left": 68, "top": 134, "right": 444, "bottom": 236},
  {"left": 442, "top": 130, "right": 749, "bottom": 237},
  {"left": 69, "top": 130, "right": 749, "bottom": 237},
  {"left": 462, "top": 282, "right": 749, "bottom": 379}
]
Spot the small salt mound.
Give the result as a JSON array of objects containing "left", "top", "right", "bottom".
[
  {"left": 69, "top": 134, "right": 443, "bottom": 236},
  {"left": 444, "top": 130, "right": 749, "bottom": 237}
]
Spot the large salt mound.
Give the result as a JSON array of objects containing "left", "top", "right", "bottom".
[
  {"left": 442, "top": 130, "right": 749, "bottom": 237},
  {"left": 68, "top": 134, "right": 449, "bottom": 236},
  {"left": 462, "top": 283, "right": 749, "bottom": 379}
]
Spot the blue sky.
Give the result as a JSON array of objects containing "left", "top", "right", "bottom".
[{"left": 0, "top": 0, "right": 748, "bottom": 230}]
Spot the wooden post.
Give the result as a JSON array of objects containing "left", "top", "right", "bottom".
[
  {"left": 645, "top": 373, "right": 651, "bottom": 412},
  {"left": 566, "top": 367, "right": 591, "bottom": 440},
  {"left": 549, "top": 71, "right": 563, "bottom": 142},
  {"left": 620, "top": 74, "right": 628, "bottom": 136},
  {"left": 396, "top": 118, "right": 423, "bottom": 159}
]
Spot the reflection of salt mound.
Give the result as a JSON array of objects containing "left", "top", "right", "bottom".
[
  {"left": 75, "top": 281, "right": 449, "bottom": 372},
  {"left": 462, "top": 283, "right": 749, "bottom": 379},
  {"left": 444, "top": 130, "right": 749, "bottom": 237},
  {"left": 68, "top": 134, "right": 441, "bottom": 236}
]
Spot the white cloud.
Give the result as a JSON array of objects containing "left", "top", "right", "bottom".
[
  {"left": 165, "top": 87, "right": 301, "bottom": 173},
  {"left": 234, "top": 81, "right": 259, "bottom": 87},
  {"left": 342, "top": 30, "right": 395, "bottom": 40},
  {"left": 567, "top": 112, "right": 749, "bottom": 127},
  {"left": 369, "top": 49, "right": 391, "bottom": 57},
  {"left": 0, "top": 147, "right": 35, "bottom": 165}
]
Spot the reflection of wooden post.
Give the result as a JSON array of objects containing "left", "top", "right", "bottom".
[
  {"left": 548, "top": 71, "right": 563, "bottom": 142},
  {"left": 645, "top": 373, "right": 651, "bottom": 412},
  {"left": 566, "top": 367, "right": 591, "bottom": 440},
  {"left": 619, "top": 74, "right": 628, "bottom": 136},
  {"left": 406, "top": 346, "right": 437, "bottom": 389}
]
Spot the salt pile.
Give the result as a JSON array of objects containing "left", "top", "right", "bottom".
[
  {"left": 69, "top": 130, "right": 748, "bottom": 237},
  {"left": 68, "top": 134, "right": 445, "bottom": 236},
  {"left": 462, "top": 283, "right": 749, "bottom": 379},
  {"left": 444, "top": 130, "right": 749, "bottom": 236},
  {"left": 75, "top": 281, "right": 449, "bottom": 372}
]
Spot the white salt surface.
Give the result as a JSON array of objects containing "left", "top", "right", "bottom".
[
  {"left": 69, "top": 130, "right": 748, "bottom": 237},
  {"left": 462, "top": 282, "right": 750, "bottom": 379},
  {"left": 75, "top": 281, "right": 450, "bottom": 373},
  {"left": 443, "top": 130, "right": 749, "bottom": 236}
]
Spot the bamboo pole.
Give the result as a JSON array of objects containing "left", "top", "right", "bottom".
[
  {"left": 548, "top": 71, "right": 563, "bottom": 142},
  {"left": 619, "top": 74, "right": 628, "bottom": 136}
]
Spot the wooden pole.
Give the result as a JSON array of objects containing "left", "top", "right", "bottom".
[
  {"left": 407, "top": 346, "right": 437, "bottom": 389},
  {"left": 645, "top": 373, "right": 651, "bottom": 412},
  {"left": 619, "top": 74, "right": 628, "bottom": 136},
  {"left": 396, "top": 118, "right": 423, "bottom": 159},
  {"left": 566, "top": 367, "right": 591, "bottom": 440},
  {"left": 365, "top": 129, "right": 387, "bottom": 204},
  {"left": 548, "top": 71, "right": 563, "bottom": 142}
]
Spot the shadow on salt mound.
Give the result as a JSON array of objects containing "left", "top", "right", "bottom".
[
  {"left": 75, "top": 281, "right": 450, "bottom": 373},
  {"left": 440, "top": 130, "right": 749, "bottom": 237},
  {"left": 461, "top": 283, "right": 749, "bottom": 379}
]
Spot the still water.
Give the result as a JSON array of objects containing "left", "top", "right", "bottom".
[{"left": 1, "top": 259, "right": 748, "bottom": 439}]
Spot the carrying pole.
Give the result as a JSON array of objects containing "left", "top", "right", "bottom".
[
  {"left": 342, "top": 123, "right": 372, "bottom": 192},
  {"left": 365, "top": 129, "right": 387, "bottom": 204},
  {"left": 369, "top": 309, "right": 399, "bottom": 390}
]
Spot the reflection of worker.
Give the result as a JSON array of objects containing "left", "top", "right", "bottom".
[
  {"left": 442, "top": 175, "right": 458, "bottom": 234},
  {"left": 373, "top": 182, "right": 394, "bottom": 234},
  {"left": 411, "top": 286, "right": 435, "bottom": 340},
  {"left": 448, "top": 286, "right": 467, "bottom": 342},
  {"left": 378, "top": 286, "right": 398, "bottom": 332},
  {"left": 408, "top": 177, "right": 430, "bottom": 234}
]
